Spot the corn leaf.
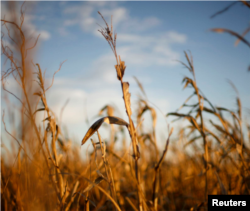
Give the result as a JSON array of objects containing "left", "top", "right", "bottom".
[{"left": 81, "top": 116, "right": 128, "bottom": 145}]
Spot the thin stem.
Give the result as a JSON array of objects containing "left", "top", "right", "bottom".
[{"left": 97, "top": 130, "right": 118, "bottom": 209}]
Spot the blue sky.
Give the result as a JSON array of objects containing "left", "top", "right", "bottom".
[{"left": 1, "top": 1, "right": 250, "bottom": 152}]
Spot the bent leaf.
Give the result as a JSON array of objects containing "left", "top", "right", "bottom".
[
  {"left": 98, "top": 105, "right": 114, "bottom": 116},
  {"left": 81, "top": 116, "right": 128, "bottom": 145},
  {"left": 210, "top": 28, "right": 250, "bottom": 48},
  {"left": 33, "top": 92, "right": 42, "bottom": 97},
  {"left": 33, "top": 108, "right": 45, "bottom": 115},
  {"left": 133, "top": 76, "right": 147, "bottom": 98},
  {"left": 83, "top": 177, "right": 104, "bottom": 193}
]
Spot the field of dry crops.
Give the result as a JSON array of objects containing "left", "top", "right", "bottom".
[{"left": 1, "top": 2, "right": 250, "bottom": 211}]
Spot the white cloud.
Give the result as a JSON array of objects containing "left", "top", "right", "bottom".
[
  {"left": 58, "top": 27, "right": 69, "bottom": 36},
  {"left": 58, "top": 2, "right": 186, "bottom": 71},
  {"left": 121, "top": 16, "right": 161, "bottom": 32},
  {"left": 92, "top": 30, "right": 187, "bottom": 70},
  {"left": 80, "top": 17, "right": 96, "bottom": 32},
  {"left": 23, "top": 15, "right": 51, "bottom": 41},
  {"left": 64, "top": 19, "right": 78, "bottom": 26},
  {"left": 101, "top": 8, "right": 128, "bottom": 28},
  {"left": 39, "top": 30, "right": 50, "bottom": 40},
  {"left": 61, "top": 3, "right": 161, "bottom": 36},
  {"left": 1, "top": 3, "right": 51, "bottom": 42},
  {"left": 46, "top": 87, "right": 87, "bottom": 124}
]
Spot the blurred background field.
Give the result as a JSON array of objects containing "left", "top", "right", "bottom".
[{"left": 1, "top": 1, "right": 250, "bottom": 211}]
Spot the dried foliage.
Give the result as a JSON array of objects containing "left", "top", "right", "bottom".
[{"left": 1, "top": 2, "right": 250, "bottom": 211}]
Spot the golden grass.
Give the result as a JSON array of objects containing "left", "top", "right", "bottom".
[{"left": 1, "top": 2, "right": 250, "bottom": 211}]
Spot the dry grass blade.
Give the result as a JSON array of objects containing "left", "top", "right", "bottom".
[
  {"left": 125, "top": 197, "right": 139, "bottom": 211},
  {"left": 167, "top": 112, "right": 201, "bottom": 132},
  {"left": 65, "top": 181, "right": 79, "bottom": 211},
  {"left": 241, "top": 0, "right": 250, "bottom": 8},
  {"left": 214, "top": 170, "right": 227, "bottom": 195},
  {"left": 122, "top": 82, "right": 132, "bottom": 117},
  {"left": 79, "top": 176, "right": 122, "bottom": 211},
  {"left": 152, "top": 127, "right": 173, "bottom": 211},
  {"left": 138, "top": 100, "right": 157, "bottom": 128},
  {"left": 115, "top": 56, "right": 126, "bottom": 80},
  {"left": 83, "top": 177, "right": 104, "bottom": 193},
  {"left": 81, "top": 116, "right": 128, "bottom": 145},
  {"left": 3, "top": 4, "right": 250, "bottom": 211},
  {"left": 210, "top": 28, "right": 250, "bottom": 48},
  {"left": 235, "top": 27, "right": 250, "bottom": 46},
  {"left": 33, "top": 108, "right": 45, "bottom": 115},
  {"left": 210, "top": 1, "right": 238, "bottom": 18},
  {"left": 133, "top": 76, "right": 147, "bottom": 98},
  {"left": 184, "top": 135, "right": 202, "bottom": 148},
  {"left": 98, "top": 105, "right": 114, "bottom": 116},
  {"left": 184, "top": 51, "right": 194, "bottom": 74}
]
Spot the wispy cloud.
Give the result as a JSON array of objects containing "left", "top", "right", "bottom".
[
  {"left": 59, "top": 2, "right": 187, "bottom": 71},
  {"left": 90, "top": 30, "right": 187, "bottom": 81},
  {"left": 1, "top": 2, "right": 51, "bottom": 41},
  {"left": 61, "top": 2, "right": 161, "bottom": 35}
]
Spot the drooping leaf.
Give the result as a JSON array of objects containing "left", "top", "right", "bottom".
[
  {"left": 33, "top": 108, "right": 45, "bottom": 115},
  {"left": 167, "top": 112, "right": 201, "bottom": 132},
  {"left": 138, "top": 101, "right": 157, "bottom": 128},
  {"left": 83, "top": 177, "right": 104, "bottom": 193},
  {"left": 98, "top": 105, "right": 114, "bottom": 116},
  {"left": 184, "top": 135, "right": 202, "bottom": 148},
  {"left": 42, "top": 116, "right": 51, "bottom": 122},
  {"left": 235, "top": 27, "right": 250, "bottom": 46},
  {"left": 33, "top": 92, "right": 42, "bottom": 97},
  {"left": 184, "top": 51, "right": 194, "bottom": 74},
  {"left": 210, "top": 28, "right": 250, "bottom": 48},
  {"left": 81, "top": 116, "right": 128, "bottom": 145}
]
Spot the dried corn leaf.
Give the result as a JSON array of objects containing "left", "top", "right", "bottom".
[
  {"left": 42, "top": 116, "right": 51, "bottom": 122},
  {"left": 167, "top": 112, "right": 200, "bottom": 132},
  {"left": 184, "top": 51, "right": 194, "bottom": 74},
  {"left": 98, "top": 105, "right": 114, "bottom": 116},
  {"left": 81, "top": 116, "right": 128, "bottom": 145},
  {"left": 33, "top": 92, "right": 42, "bottom": 97},
  {"left": 182, "top": 77, "right": 195, "bottom": 89},
  {"left": 211, "top": 28, "right": 250, "bottom": 48},
  {"left": 83, "top": 177, "right": 104, "bottom": 193},
  {"left": 237, "top": 98, "right": 241, "bottom": 120},
  {"left": 235, "top": 27, "right": 250, "bottom": 46},
  {"left": 214, "top": 170, "right": 227, "bottom": 195},
  {"left": 209, "top": 120, "right": 234, "bottom": 141},
  {"left": 204, "top": 127, "right": 222, "bottom": 144},
  {"left": 184, "top": 135, "right": 202, "bottom": 148},
  {"left": 133, "top": 76, "right": 147, "bottom": 98},
  {"left": 151, "top": 108, "right": 157, "bottom": 128},
  {"left": 138, "top": 100, "right": 157, "bottom": 128},
  {"left": 120, "top": 60, "right": 126, "bottom": 75},
  {"left": 123, "top": 82, "right": 132, "bottom": 117},
  {"left": 115, "top": 64, "right": 122, "bottom": 80},
  {"left": 115, "top": 57, "right": 126, "bottom": 80},
  {"left": 33, "top": 108, "right": 45, "bottom": 115}
]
